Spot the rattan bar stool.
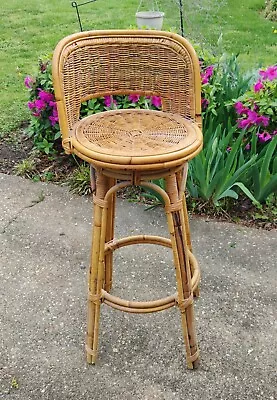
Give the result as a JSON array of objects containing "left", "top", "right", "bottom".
[{"left": 52, "top": 30, "right": 203, "bottom": 369}]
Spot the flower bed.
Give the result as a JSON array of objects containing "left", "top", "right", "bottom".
[{"left": 24, "top": 55, "right": 277, "bottom": 206}]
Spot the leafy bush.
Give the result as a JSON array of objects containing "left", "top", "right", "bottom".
[
  {"left": 25, "top": 54, "right": 277, "bottom": 204},
  {"left": 24, "top": 58, "right": 60, "bottom": 154}
]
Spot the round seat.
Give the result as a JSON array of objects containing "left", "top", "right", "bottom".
[{"left": 69, "top": 109, "right": 202, "bottom": 170}]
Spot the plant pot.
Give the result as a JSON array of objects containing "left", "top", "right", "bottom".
[{"left": 135, "top": 11, "right": 164, "bottom": 30}]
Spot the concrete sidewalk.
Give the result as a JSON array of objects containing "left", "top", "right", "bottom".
[{"left": 0, "top": 173, "right": 276, "bottom": 400}]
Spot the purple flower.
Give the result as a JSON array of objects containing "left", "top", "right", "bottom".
[
  {"left": 245, "top": 143, "right": 251, "bottom": 151},
  {"left": 255, "top": 115, "right": 270, "bottom": 127},
  {"left": 38, "top": 90, "right": 54, "bottom": 103},
  {"left": 257, "top": 132, "right": 272, "bottom": 143},
  {"left": 24, "top": 75, "right": 34, "bottom": 89},
  {"left": 27, "top": 101, "right": 35, "bottom": 110},
  {"left": 238, "top": 119, "right": 252, "bottom": 130},
  {"left": 49, "top": 108, "right": 59, "bottom": 126},
  {"left": 201, "top": 98, "right": 209, "bottom": 109},
  {"left": 128, "top": 94, "right": 140, "bottom": 103},
  {"left": 104, "top": 95, "right": 117, "bottom": 108},
  {"left": 272, "top": 130, "right": 277, "bottom": 136},
  {"left": 151, "top": 96, "right": 162, "bottom": 108},
  {"left": 201, "top": 65, "right": 214, "bottom": 84},
  {"left": 247, "top": 110, "right": 259, "bottom": 124},
  {"left": 253, "top": 80, "right": 264, "bottom": 92},
  {"left": 234, "top": 102, "right": 248, "bottom": 115},
  {"left": 33, "top": 99, "right": 46, "bottom": 110},
  {"left": 259, "top": 65, "right": 277, "bottom": 81},
  {"left": 49, "top": 100, "right": 57, "bottom": 108}
]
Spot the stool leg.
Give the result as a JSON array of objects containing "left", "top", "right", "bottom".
[
  {"left": 182, "top": 194, "right": 200, "bottom": 298},
  {"left": 177, "top": 168, "right": 200, "bottom": 298},
  {"left": 165, "top": 174, "right": 200, "bottom": 369},
  {"left": 104, "top": 178, "right": 116, "bottom": 293},
  {"left": 87, "top": 173, "right": 109, "bottom": 364}
]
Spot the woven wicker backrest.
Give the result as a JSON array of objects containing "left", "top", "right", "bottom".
[{"left": 52, "top": 30, "right": 201, "bottom": 142}]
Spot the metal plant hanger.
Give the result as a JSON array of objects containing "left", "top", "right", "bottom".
[
  {"left": 71, "top": 0, "right": 185, "bottom": 37},
  {"left": 71, "top": 0, "right": 97, "bottom": 32}
]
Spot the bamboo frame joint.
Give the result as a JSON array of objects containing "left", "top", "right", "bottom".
[
  {"left": 176, "top": 294, "right": 193, "bottom": 313},
  {"left": 88, "top": 291, "right": 103, "bottom": 304}
]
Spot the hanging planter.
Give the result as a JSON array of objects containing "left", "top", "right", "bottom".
[{"left": 136, "top": 0, "right": 165, "bottom": 30}]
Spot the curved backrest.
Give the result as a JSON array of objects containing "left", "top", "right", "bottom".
[{"left": 52, "top": 30, "right": 202, "bottom": 143}]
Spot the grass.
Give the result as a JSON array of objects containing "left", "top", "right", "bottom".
[{"left": 0, "top": 0, "right": 276, "bottom": 136}]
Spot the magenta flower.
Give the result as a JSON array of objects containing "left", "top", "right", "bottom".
[
  {"left": 49, "top": 100, "right": 57, "bottom": 108},
  {"left": 104, "top": 95, "right": 117, "bottom": 108},
  {"left": 27, "top": 101, "right": 35, "bottom": 110},
  {"left": 234, "top": 102, "right": 248, "bottom": 115},
  {"left": 257, "top": 132, "right": 272, "bottom": 143},
  {"left": 201, "top": 65, "right": 214, "bottom": 84},
  {"left": 245, "top": 143, "right": 251, "bottom": 151},
  {"left": 253, "top": 80, "right": 264, "bottom": 92},
  {"left": 151, "top": 96, "right": 162, "bottom": 108},
  {"left": 33, "top": 99, "right": 46, "bottom": 110},
  {"left": 128, "top": 94, "right": 140, "bottom": 103},
  {"left": 49, "top": 112, "right": 59, "bottom": 126},
  {"left": 24, "top": 75, "right": 34, "bottom": 89},
  {"left": 259, "top": 65, "right": 277, "bottom": 81},
  {"left": 272, "top": 130, "right": 277, "bottom": 136},
  {"left": 38, "top": 90, "right": 54, "bottom": 103},
  {"left": 238, "top": 119, "right": 251, "bottom": 129},
  {"left": 255, "top": 115, "right": 269, "bottom": 127},
  {"left": 201, "top": 98, "right": 209, "bottom": 109}
]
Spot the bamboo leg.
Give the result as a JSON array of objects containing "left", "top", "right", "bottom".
[
  {"left": 104, "top": 178, "right": 116, "bottom": 292},
  {"left": 177, "top": 167, "right": 200, "bottom": 298},
  {"left": 86, "top": 172, "right": 109, "bottom": 364},
  {"left": 165, "top": 174, "right": 199, "bottom": 369}
]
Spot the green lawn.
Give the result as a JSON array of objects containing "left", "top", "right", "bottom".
[{"left": 0, "top": 0, "right": 276, "bottom": 136}]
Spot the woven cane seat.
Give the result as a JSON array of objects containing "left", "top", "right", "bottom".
[{"left": 70, "top": 109, "right": 202, "bottom": 169}]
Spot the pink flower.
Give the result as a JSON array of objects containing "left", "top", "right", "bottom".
[
  {"left": 49, "top": 100, "right": 57, "bottom": 108},
  {"left": 201, "top": 98, "right": 209, "bottom": 109},
  {"left": 104, "top": 95, "right": 117, "bottom": 108},
  {"left": 33, "top": 99, "right": 46, "bottom": 110},
  {"left": 38, "top": 90, "right": 54, "bottom": 103},
  {"left": 201, "top": 65, "right": 214, "bottom": 84},
  {"left": 27, "top": 101, "right": 35, "bottom": 110},
  {"left": 32, "top": 111, "right": 41, "bottom": 117},
  {"left": 253, "top": 80, "right": 264, "bottom": 92},
  {"left": 247, "top": 110, "right": 259, "bottom": 124},
  {"left": 255, "top": 115, "right": 270, "bottom": 127},
  {"left": 259, "top": 65, "right": 277, "bottom": 81},
  {"left": 234, "top": 102, "right": 248, "bottom": 115},
  {"left": 245, "top": 143, "right": 251, "bottom": 151},
  {"left": 272, "top": 130, "right": 277, "bottom": 136},
  {"left": 49, "top": 108, "right": 59, "bottom": 126},
  {"left": 238, "top": 119, "right": 252, "bottom": 130},
  {"left": 257, "top": 132, "right": 272, "bottom": 143},
  {"left": 151, "top": 96, "right": 162, "bottom": 108},
  {"left": 24, "top": 75, "right": 34, "bottom": 89},
  {"left": 226, "top": 147, "right": 232, "bottom": 152},
  {"left": 128, "top": 94, "right": 140, "bottom": 103}
]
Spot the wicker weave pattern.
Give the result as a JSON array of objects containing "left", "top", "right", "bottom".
[
  {"left": 53, "top": 31, "right": 201, "bottom": 136},
  {"left": 73, "top": 109, "right": 200, "bottom": 157}
]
